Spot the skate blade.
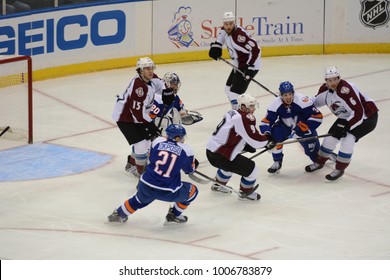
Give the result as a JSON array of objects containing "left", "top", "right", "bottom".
[{"left": 163, "top": 221, "right": 187, "bottom": 226}]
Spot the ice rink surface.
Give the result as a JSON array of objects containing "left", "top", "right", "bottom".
[{"left": 1, "top": 54, "right": 389, "bottom": 260}]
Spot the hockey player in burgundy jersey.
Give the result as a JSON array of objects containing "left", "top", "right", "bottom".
[
  {"left": 260, "top": 81, "right": 323, "bottom": 173},
  {"left": 206, "top": 94, "right": 275, "bottom": 201},
  {"left": 305, "top": 67, "right": 378, "bottom": 180},
  {"left": 108, "top": 124, "right": 199, "bottom": 226},
  {"left": 112, "top": 57, "right": 175, "bottom": 178},
  {"left": 209, "top": 12, "right": 261, "bottom": 109}
]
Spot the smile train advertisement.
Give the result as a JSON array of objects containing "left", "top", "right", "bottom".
[{"left": 152, "top": 0, "right": 324, "bottom": 54}]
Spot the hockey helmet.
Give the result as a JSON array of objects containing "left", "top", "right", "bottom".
[
  {"left": 325, "top": 66, "right": 340, "bottom": 79},
  {"left": 166, "top": 124, "right": 186, "bottom": 142},
  {"left": 223, "top": 11, "right": 235, "bottom": 23},
  {"left": 136, "top": 57, "right": 155, "bottom": 71},
  {"left": 238, "top": 93, "right": 258, "bottom": 110},
  {"left": 279, "top": 81, "right": 294, "bottom": 95},
  {"left": 163, "top": 72, "right": 181, "bottom": 89}
]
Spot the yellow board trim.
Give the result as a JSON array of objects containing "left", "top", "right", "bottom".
[{"left": 33, "top": 43, "right": 390, "bottom": 81}]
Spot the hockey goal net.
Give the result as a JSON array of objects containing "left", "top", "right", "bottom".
[{"left": 0, "top": 55, "right": 33, "bottom": 143}]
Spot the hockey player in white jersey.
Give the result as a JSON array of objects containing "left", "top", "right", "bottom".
[
  {"left": 108, "top": 124, "right": 199, "bottom": 225},
  {"left": 260, "top": 81, "right": 323, "bottom": 173},
  {"left": 208, "top": 11, "right": 261, "bottom": 109},
  {"left": 206, "top": 94, "right": 275, "bottom": 201},
  {"left": 112, "top": 57, "right": 175, "bottom": 178},
  {"left": 305, "top": 67, "right": 379, "bottom": 180}
]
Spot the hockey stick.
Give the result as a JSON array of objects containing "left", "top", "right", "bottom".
[
  {"left": 189, "top": 171, "right": 239, "bottom": 195},
  {"left": 218, "top": 57, "right": 278, "bottom": 97},
  {"left": 275, "top": 133, "right": 332, "bottom": 146},
  {"left": 156, "top": 105, "right": 168, "bottom": 131},
  {"left": 249, "top": 147, "right": 270, "bottom": 160},
  {"left": 0, "top": 126, "right": 10, "bottom": 138},
  {"left": 249, "top": 133, "right": 333, "bottom": 160},
  {"left": 189, "top": 170, "right": 258, "bottom": 198}
]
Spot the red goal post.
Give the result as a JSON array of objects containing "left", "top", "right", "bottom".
[{"left": 0, "top": 55, "right": 33, "bottom": 144}]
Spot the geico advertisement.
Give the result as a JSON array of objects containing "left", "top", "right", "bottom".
[
  {"left": 0, "top": 3, "right": 139, "bottom": 66},
  {"left": 152, "top": 0, "right": 323, "bottom": 53}
]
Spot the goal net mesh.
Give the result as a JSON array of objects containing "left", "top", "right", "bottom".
[{"left": 0, "top": 55, "right": 32, "bottom": 143}]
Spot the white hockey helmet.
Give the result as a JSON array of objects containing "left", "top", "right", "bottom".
[
  {"left": 223, "top": 11, "right": 235, "bottom": 23},
  {"left": 325, "top": 66, "right": 340, "bottom": 79},
  {"left": 238, "top": 93, "right": 258, "bottom": 110},
  {"left": 136, "top": 57, "right": 155, "bottom": 71}
]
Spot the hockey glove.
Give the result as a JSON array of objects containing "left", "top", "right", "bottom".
[
  {"left": 143, "top": 122, "right": 161, "bottom": 140},
  {"left": 294, "top": 121, "right": 312, "bottom": 136},
  {"left": 209, "top": 42, "right": 222, "bottom": 60},
  {"left": 162, "top": 88, "right": 175, "bottom": 106},
  {"left": 186, "top": 158, "right": 199, "bottom": 175},
  {"left": 265, "top": 140, "right": 277, "bottom": 150},
  {"left": 194, "top": 158, "right": 199, "bottom": 170},
  {"left": 243, "top": 143, "right": 256, "bottom": 153},
  {"left": 265, "top": 134, "right": 277, "bottom": 150},
  {"left": 330, "top": 119, "right": 349, "bottom": 139},
  {"left": 244, "top": 64, "right": 256, "bottom": 80}
]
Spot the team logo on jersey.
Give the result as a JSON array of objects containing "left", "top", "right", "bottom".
[
  {"left": 359, "top": 0, "right": 390, "bottom": 29},
  {"left": 135, "top": 87, "right": 144, "bottom": 97},
  {"left": 330, "top": 101, "right": 348, "bottom": 115},
  {"left": 302, "top": 97, "right": 309, "bottom": 102},
  {"left": 340, "top": 86, "right": 350, "bottom": 94},
  {"left": 237, "top": 35, "right": 246, "bottom": 43},
  {"left": 168, "top": 6, "right": 200, "bottom": 48},
  {"left": 312, "top": 107, "right": 320, "bottom": 113}
]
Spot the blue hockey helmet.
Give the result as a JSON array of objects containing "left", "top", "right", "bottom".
[
  {"left": 279, "top": 81, "right": 294, "bottom": 95},
  {"left": 165, "top": 124, "right": 186, "bottom": 141}
]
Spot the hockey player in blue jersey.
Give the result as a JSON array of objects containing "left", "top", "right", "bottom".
[
  {"left": 108, "top": 124, "right": 199, "bottom": 225},
  {"left": 260, "top": 81, "right": 323, "bottom": 173},
  {"left": 149, "top": 72, "right": 203, "bottom": 132},
  {"left": 150, "top": 72, "right": 186, "bottom": 128}
]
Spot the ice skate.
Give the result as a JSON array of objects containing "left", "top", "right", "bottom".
[
  {"left": 238, "top": 191, "right": 261, "bottom": 201},
  {"left": 164, "top": 207, "right": 188, "bottom": 226},
  {"left": 238, "top": 184, "right": 261, "bottom": 201},
  {"left": 305, "top": 162, "right": 324, "bottom": 172},
  {"left": 125, "top": 162, "right": 141, "bottom": 178},
  {"left": 267, "top": 161, "right": 282, "bottom": 174},
  {"left": 107, "top": 210, "right": 128, "bottom": 223},
  {"left": 210, "top": 183, "right": 232, "bottom": 194},
  {"left": 325, "top": 169, "right": 344, "bottom": 181}
]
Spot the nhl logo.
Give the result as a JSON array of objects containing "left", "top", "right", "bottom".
[{"left": 359, "top": 0, "right": 390, "bottom": 29}]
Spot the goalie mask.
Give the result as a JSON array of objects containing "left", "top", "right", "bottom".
[{"left": 163, "top": 72, "right": 181, "bottom": 93}]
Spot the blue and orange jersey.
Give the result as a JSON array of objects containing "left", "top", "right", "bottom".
[
  {"left": 140, "top": 136, "right": 196, "bottom": 192},
  {"left": 260, "top": 92, "right": 323, "bottom": 134}
]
